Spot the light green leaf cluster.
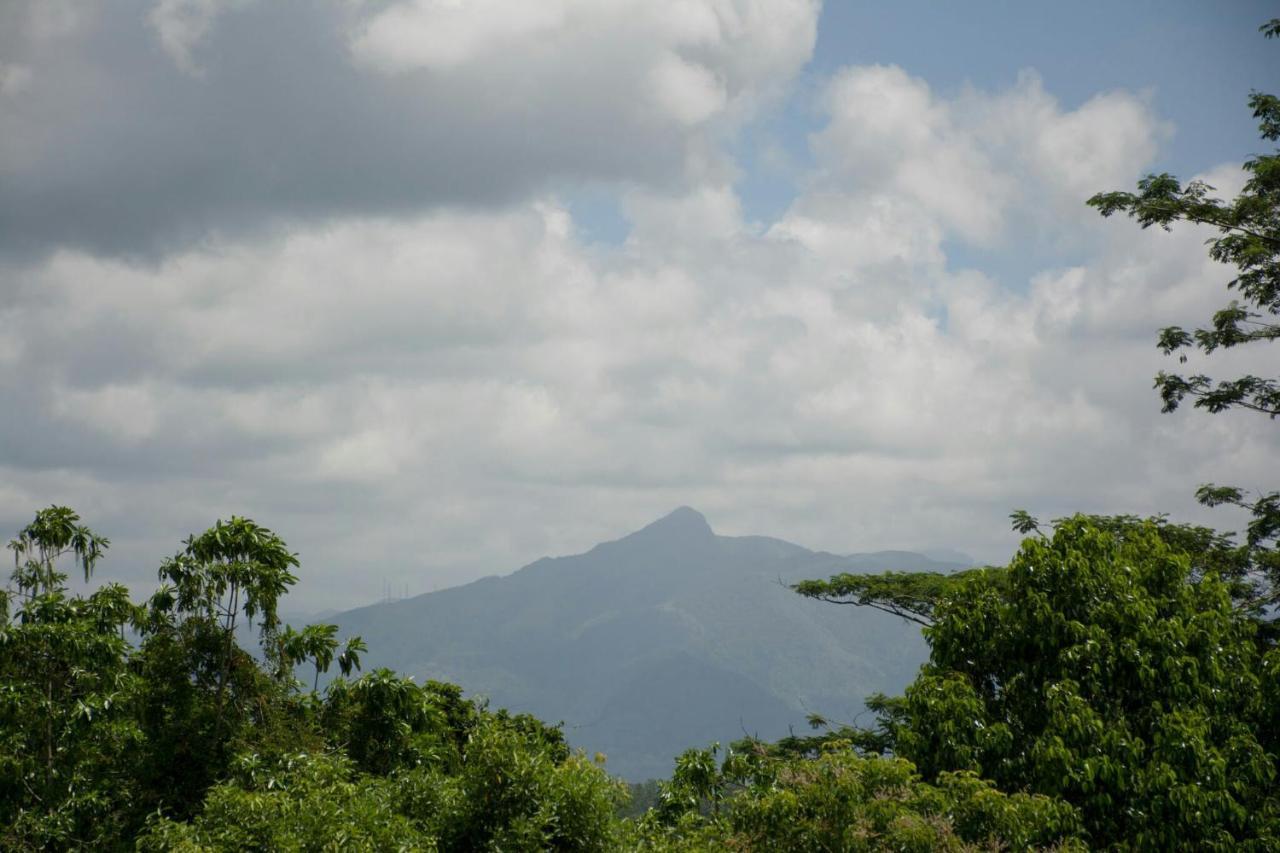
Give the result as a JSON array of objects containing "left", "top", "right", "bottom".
[
  {"left": 628, "top": 745, "right": 1081, "bottom": 851},
  {"left": 137, "top": 753, "right": 431, "bottom": 852}
]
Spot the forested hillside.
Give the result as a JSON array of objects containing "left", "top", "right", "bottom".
[
  {"left": 4, "top": 503, "right": 1277, "bottom": 849},
  {"left": 329, "top": 506, "right": 961, "bottom": 780}
]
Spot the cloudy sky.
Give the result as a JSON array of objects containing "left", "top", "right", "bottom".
[{"left": 2, "top": 0, "right": 1277, "bottom": 611}]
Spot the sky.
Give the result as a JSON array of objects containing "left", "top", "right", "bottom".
[{"left": 2, "top": 0, "right": 1277, "bottom": 612}]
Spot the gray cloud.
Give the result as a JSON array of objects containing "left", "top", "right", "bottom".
[
  {"left": 2, "top": 3, "right": 1275, "bottom": 614},
  {"left": 0, "top": 0, "right": 817, "bottom": 258}
]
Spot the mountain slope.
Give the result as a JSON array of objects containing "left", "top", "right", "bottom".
[{"left": 330, "top": 508, "right": 967, "bottom": 780}]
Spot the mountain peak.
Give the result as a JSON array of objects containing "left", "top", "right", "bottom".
[{"left": 633, "top": 506, "right": 714, "bottom": 540}]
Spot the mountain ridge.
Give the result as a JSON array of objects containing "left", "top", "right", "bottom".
[{"left": 330, "top": 508, "right": 968, "bottom": 779}]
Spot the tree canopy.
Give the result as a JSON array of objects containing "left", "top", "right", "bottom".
[
  {"left": 1088, "top": 17, "right": 1280, "bottom": 615},
  {"left": 1, "top": 507, "right": 627, "bottom": 851}
]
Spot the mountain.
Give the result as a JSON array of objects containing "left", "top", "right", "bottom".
[{"left": 329, "top": 508, "right": 968, "bottom": 780}]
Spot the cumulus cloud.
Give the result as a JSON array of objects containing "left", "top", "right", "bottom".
[
  {"left": 1, "top": 6, "right": 1273, "bottom": 611},
  {"left": 0, "top": 0, "right": 818, "bottom": 258},
  {"left": 349, "top": 0, "right": 569, "bottom": 73},
  {"left": 801, "top": 65, "right": 1167, "bottom": 249}
]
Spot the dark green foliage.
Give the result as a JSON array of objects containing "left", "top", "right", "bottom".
[
  {"left": 130, "top": 517, "right": 313, "bottom": 823},
  {"left": 7, "top": 503, "right": 1279, "bottom": 849},
  {"left": 136, "top": 753, "right": 429, "bottom": 851},
  {"left": 619, "top": 779, "right": 663, "bottom": 818},
  {"left": 0, "top": 588, "right": 141, "bottom": 849},
  {"left": 810, "top": 510, "right": 1278, "bottom": 640},
  {"left": 397, "top": 716, "right": 624, "bottom": 852},
  {"left": 0, "top": 508, "right": 139, "bottom": 851},
  {"left": 1087, "top": 76, "right": 1280, "bottom": 418},
  {"left": 888, "top": 519, "right": 1280, "bottom": 849},
  {"left": 763, "top": 691, "right": 907, "bottom": 758},
  {"left": 143, "top": 685, "right": 625, "bottom": 851},
  {"left": 0, "top": 507, "right": 625, "bottom": 851}
]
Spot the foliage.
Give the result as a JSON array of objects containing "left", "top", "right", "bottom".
[
  {"left": 9, "top": 504, "right": 1277, "bottom": 850},
  {"left": 1088, "top": 19, "right": 1280, "bottom": 613},
  {"left": 136, "top": 752, "right": 430, "bottom": 852},
  {"left": 619, "top": 779, "right": 663, "bottom": 819},
  {"left": 889, "top": 519, "right": 1280, "bottom": 849},
  {"left": 805, "top": 511, "right": 1277, "bottom": 637},
  {"left": 0, "top": 586, "right": 142, "bottom": 850},
  {"left": 629, "top": 743, "right": 1083, "bottom": 851},
  {"left": 321, "top": 669, "right": 453, "bottom": 777},
  {"left": 0, "top": 507, "right": 625, "bottom": 851},
  {"left": 128, "top": 517, "right": 317, "bottom": 823},
  {"left": 0, "top": 508, "right": 139, "bottom": 851},
  {"left": 793, "top": 567, "right": 1002, "bottom": 626},
  {"left": 397, "top": 717, "right": 625, "bottom": 852},
  {"left": 1087, "top": 19, "right": 1280, "bottom": 420},
  {"left": 143, "top": 683, "right": 625, "bottom": 851},
  {"left": 760, "top": 692, "right": 907, "bottom": 758}
]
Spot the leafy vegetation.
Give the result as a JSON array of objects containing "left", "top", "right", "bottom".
[
  {"left": 4, "top": 17, "right": 1279, "bottom": 853},
  {"left": 631, "top": 744, "right": 1083, "bottom": 851},
  {"left": 786, "top": 28, "right": 1280, "bottom": 849},
  {"left": 793, "top": 567, "right": 1003, "bottom": 626},
  {"left": 894, "top": 519, "right": 1279, "bottom": 848},
  {"left": 1087, "top": 17, "right": 1280, "bottom": 618},
  {"left": 1, "top": 507, "right": 625, "bottom": 851},
  {"left": 7, "top": 504, "right": 1278, "bottom": 849}
]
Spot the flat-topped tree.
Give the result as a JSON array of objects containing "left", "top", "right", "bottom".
[{"left": 793, "top": 567, "right": 1000, "bottom": 627}]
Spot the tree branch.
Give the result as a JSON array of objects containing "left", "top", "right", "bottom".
[{"left": 808, "top": 595, "right": 934, "bottom": 627}]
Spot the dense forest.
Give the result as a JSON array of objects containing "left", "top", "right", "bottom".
[{"left": 2, "top": 17, "right": 1278, "bottom": 853}]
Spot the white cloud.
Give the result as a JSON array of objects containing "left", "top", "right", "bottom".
[
  {"left": 8, "top": 153, "right": 1273, "bottom": 609},
  {"left": 809, "top": 65, "right": 1013, "bottom": 245},
  {"left": 50, "top": 383, "right": 160, "bottom": 444},
  {"left": 805, "top": 66, "right": 1167, "bottom": 249},
  {"left": 349, "top": 0, "right": 817, "bottom": 131},
  {"left": 1, "top": 13, "right": 1273, "bottom": 612},
  {"left": 648, "top": 52, "right": 728, "bottom": 126},
  {"left": 349, "top": 0, "right": 567, "bottom": 73}
]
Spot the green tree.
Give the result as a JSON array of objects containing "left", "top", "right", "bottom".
[
  {"left": 798, "top": 512, "right": 1264, "bottom": 629},
  {"left": 793, "top": 566, "right": 1001, "bottom": 627},
  {"left": 1087, "top": 18, "right": 1280, "bottom": 616},
  {"left": 131, "top": 517, "right": 309, "bottom": 820},
  {"left": 6, "top": 506, "right": 109, "bottom": 599},
  {"left": 136, "top": 752, "right": 430, "bottom": 852},
  {"left": 631, "top": 743, "right": 1082, "bottom": 851},
  {"left": 887, "top": 519, "right": 1279, "bottom": 849},
  {"left": 277, "top": 623, "right": 365, "bottom": 693},
  {"left": 156, "top": 517, "right": 299, "bottom": 730},
  {"left": 1, "top": 506, "right": 630, "bottom": 850},
  {"left": 0, "top": 508, "right": 141, "bottom": 850}
]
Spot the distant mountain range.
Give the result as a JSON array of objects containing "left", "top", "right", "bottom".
[{"left": 329, "top": 507, "right": 970, "bottom": 780}]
